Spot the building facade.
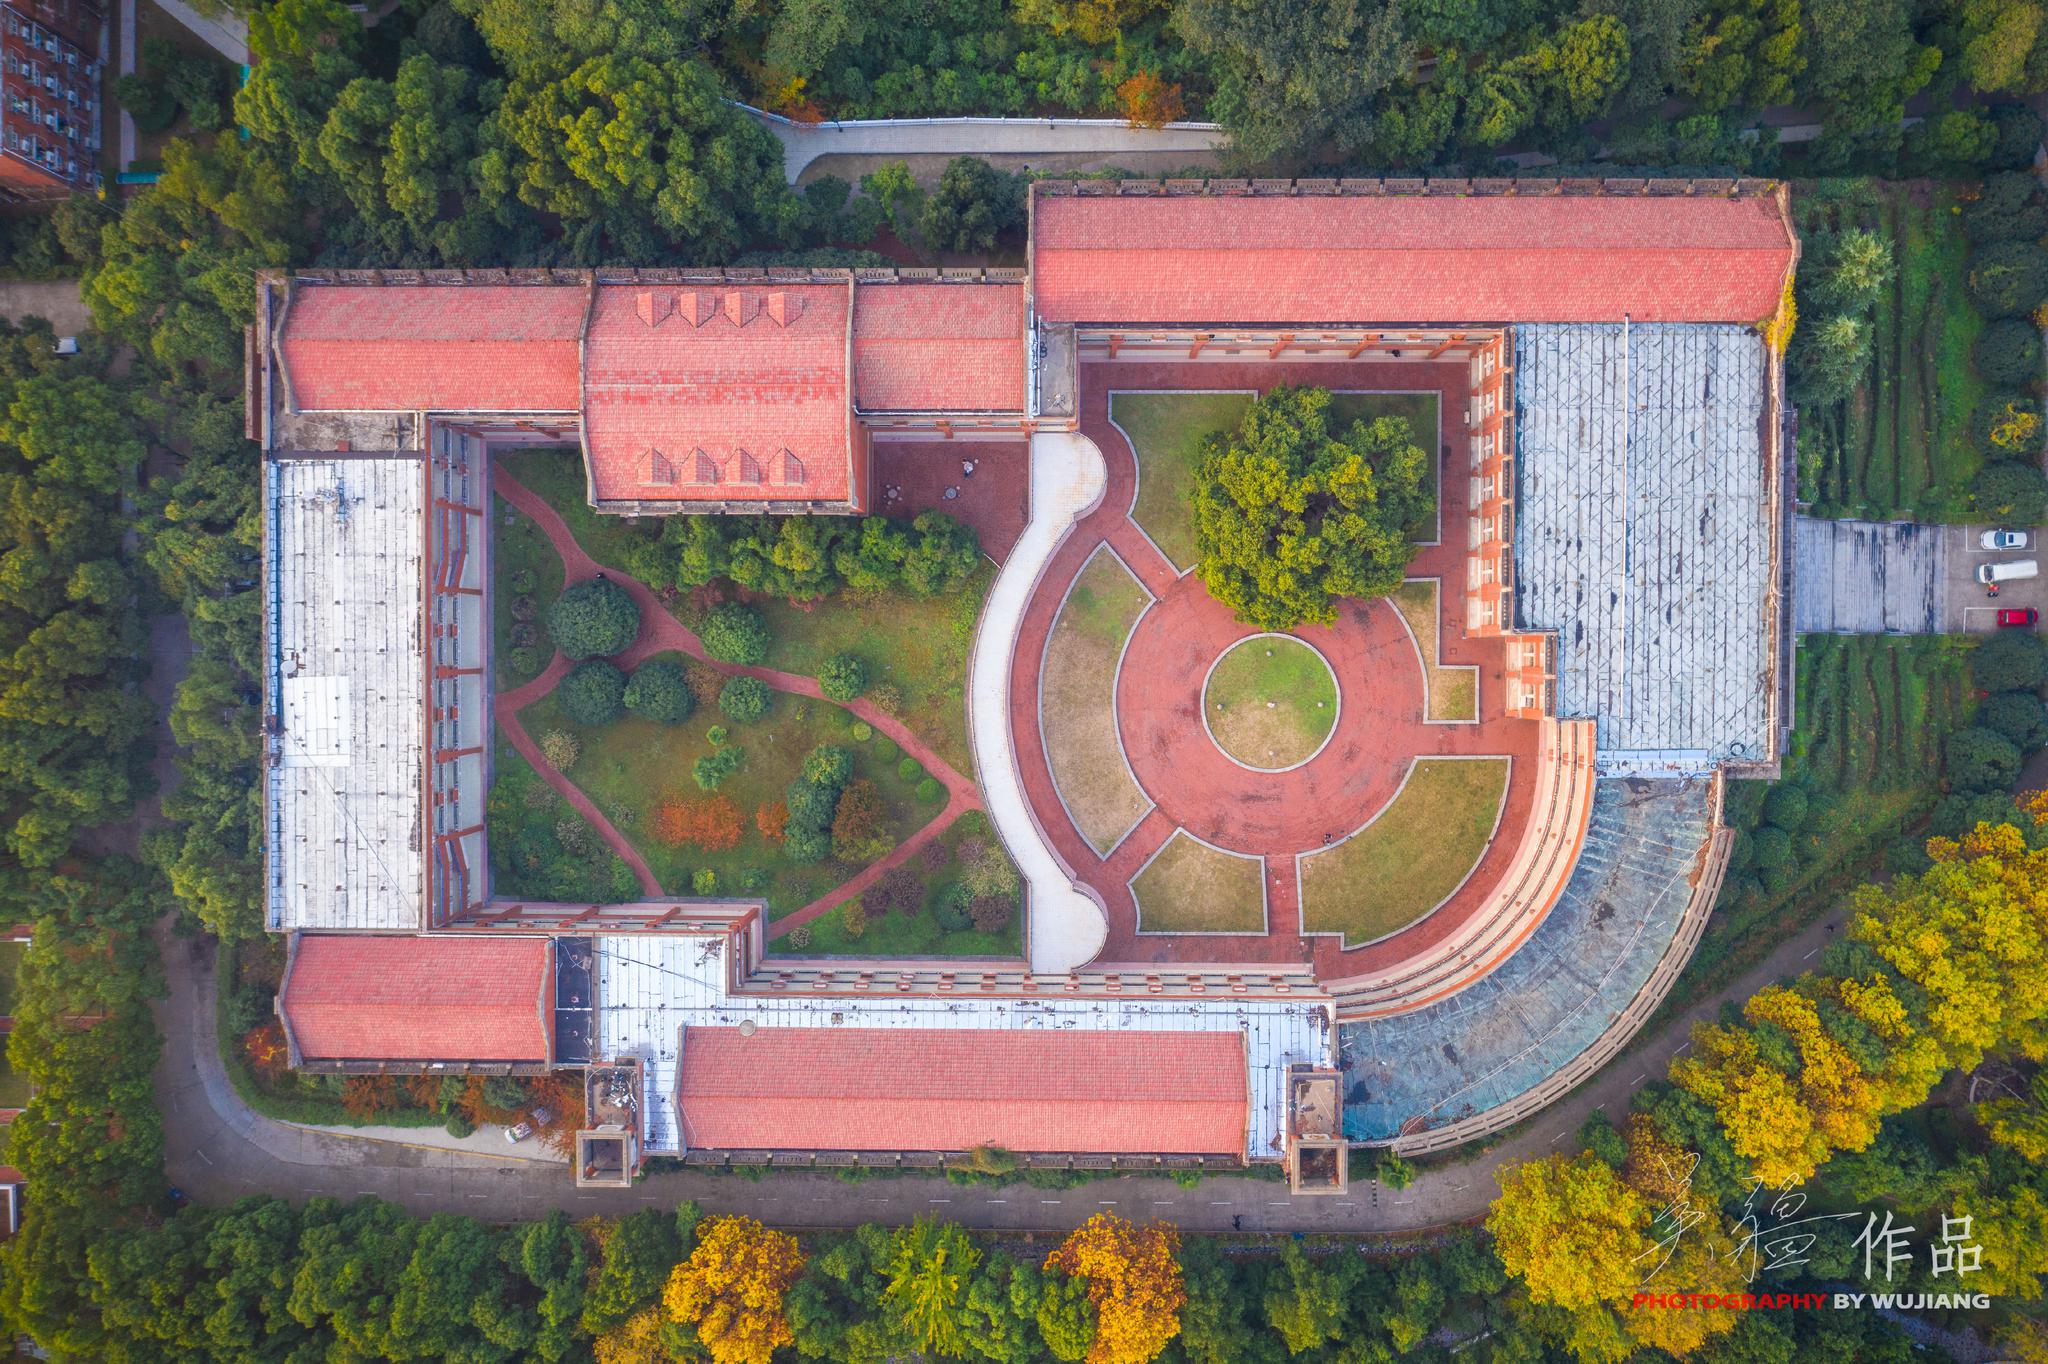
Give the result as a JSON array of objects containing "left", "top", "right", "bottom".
[{"left": 0, "top": 0, "right": 102, "bottom": 201}]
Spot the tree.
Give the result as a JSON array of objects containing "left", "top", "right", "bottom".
[
  {"left": 1116, "top": 72, "right": 1186, "bottom": 128},
  {"left": 656, "top": 795, "right": 743, "bottom": 850},
  {"left": 624, "top": 658, "right": 693, "bottom": 723},
  {"left": 817, "top": 651, "right": 867, "bottom": 702},
  {"left": 1973, "top": 625, "right": 2048, "bottom": 693},
  {"left": 559, "top": 660, "right": 627, "bottom": 725},
  {"left": 1676, "top": 0, "right": 1804, "bottom": 112},
  {"left": 692, "top": 745, "right": 745, "bottom": 791},
  {"left": 1968, "top": 241, "right": 2048, "bottom": 318},
  {"left": 1800, "top": 0, "right": 1939, "bottom": 139},
  {"left": 831, "top": 779, "right": 892, "bottom": 862},
  {"left": 583, "top": 1209, "right": 683, "bottom": 1335},
  {"left": 719, "top": 674, "right": 771, "bottom": 723},
  {"left": 1042, "top": 1214, "right": 1184, "bottom": 1364},
  {"left": 1192, "top": 386, "right": 1431, "bottom": 629},
  {"left": 663, "top": 1215, "right": 806, "bottom": 1364},
  {"left": 518, "top": 1211, "right": 590, "bottom": 1362},
  {"left": 549, "top": 576, "right": 640, "bottom": 659},
  {"left": 902, "top": 512, "right": 982, "bottom": 598},
  {"left": 700, "top": 603, "right": 768, "bottom": 665},
  {"left": 1964, "top": 173, "right": 2048, "bottom": 245},
  {"left": 1957, "top": 0, "right": 2048, "bottom": 94},
  {"left": 1260, "top": 1241, "right": 1357, "bottom": 1354},
  {"left": 1790, "top": 314, "right": 1871, "bottom": 405},
  {"left": 1975, "top": 462, "right": 2048, "bottom": 525},
  {"left": 1973, "top": 320, "right": 2043, "bottom": 388},
  {"left": 881, "top": 1217, "right": 981, "bottom": 1357},
  {"left": 1982, "top": 690, "right": 2048, "bottom": 752},
  {"left": 919, "top": 158, "right": 1025, "bottom": 254}
]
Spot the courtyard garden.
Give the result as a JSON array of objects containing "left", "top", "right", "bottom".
[
  {"left": 1041, "top": 546, "right": 1153, "bottom": 855},
  {"left": 1129, "top": 831, "right": 1266, "bottom": 933},
  {"left": 1202, "top": 635, "right": 1339, "bottom": 769},
  {"left": 484, "top": 450, "right": 1022, "bottom": 957},
  {"left": 1112, "top": 387, "right": 1442, "bottom": 570},
  {"left": 1299, "top": 757, "right": 1509, "bottom": 947}
]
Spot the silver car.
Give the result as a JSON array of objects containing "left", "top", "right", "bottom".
[{"left": 1981, "top": 529, "right": 2030, "bottom": 551}]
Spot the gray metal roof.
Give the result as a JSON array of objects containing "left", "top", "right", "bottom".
[
  {"left": 264, "top": 456, "right": 425, "bottom": 932},
  {"left": 1513, "top": 323, "right": 1772, "bottom": 774}
]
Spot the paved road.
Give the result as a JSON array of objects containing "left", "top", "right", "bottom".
[
  {"left": 1794, "top": 517, "right": 2048, "bottom": 635},
  {"left": 743, "top": 108, "right": 1226, "bottom": 184},
  {"left": 0, "top": 280, "right": 90, "bottom": 336}
]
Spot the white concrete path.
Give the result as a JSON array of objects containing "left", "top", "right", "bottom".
[
  {"left": 968, "top": 431, "right": 1111, "bottom": 973},
  {"left": 744, "top": 107, "right": 1226, "bottom": 183},
  {"left": 153, "top": 0, "right": 248, "bottom": 64}
]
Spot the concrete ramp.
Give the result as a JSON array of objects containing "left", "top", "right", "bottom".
[{"left": 1792, "top": 517, "right": 1942, "bottom": 634}]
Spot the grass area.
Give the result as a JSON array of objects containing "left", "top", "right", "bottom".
[
  {"left": 497, "top": 447, "right": 659, "bottom": 575},
  {"left": 1328, "top": 391, "right": 1442, "bottom": 540},
  {"left": 1042, "top": 548, "right": 1153, "bottom": 854},
  {"left": 798, "top": 810, "right": 1024, "bottom": 957},
  {"left": 1301, "top": 758, "right": 1508, "bottom": 946},
  {"left": 1388, "top": 581, "right": 1479, "bottom": 722},
  {"left": 1112, "top": 390, "right": 1252, "bottom": 569},
  {"left": 1657, "top": 634, "right": 1973, "bottom": 1026},
  {"left": 1797, "top": 182, "right": 1985, "bottom": 521},
  {"left": 1130, "top": 831, "right": 1266, "bottom": 933},
  {"left": 492, "top": 491, "right": 566, "bottom": 691},
  {"left": 753, "top": 564, "right": 989, "bottom": 778},
  {"left": 486, "top": 733, "right": 642, "bottom": 904},
  {"left": 1203, "top": 635, "right": 1338, "bottom": 769}
]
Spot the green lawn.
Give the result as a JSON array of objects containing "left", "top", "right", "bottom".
[
  {"left": 1111, "top": 391, "right": 1253, "bottom": 569},
  {"left": 1043, "top": 548, "right": 1153, "bottom": 854},
  {"left": 1388, "top": 580, "right": 1478, "bottom": 722},
  {"left": 1131, "top": 831, "right": 1266, "bottom": 932},
  {"left": 1203, "top": 635, "right": 1338, "bottom": 769},
  {"left": 754, "top": 564, "right": 989, "bottom": 778},
  {"left": 486, "top": 734, "right": 641, "bottom": 904},
  {"left": 492, "top": 492, "right": 566, "bottom": 691},
  {"left": 1300, "top": 758, "right": 1508, "bottom": 946},
  {"left": 497, "top": 447, "right": 661, "bottom": 576},
  {"left": 798, "top": 811, "right": 1024, "bottom": 957}
]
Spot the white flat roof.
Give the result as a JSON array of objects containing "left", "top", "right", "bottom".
[
  {"left": 264, "top": 456, "right": 425, "bottom": 932},
  {"left": 592, "top": 933, "right": 1331, "bottom": 1160}
]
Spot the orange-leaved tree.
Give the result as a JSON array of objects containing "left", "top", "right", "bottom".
[
  {"left": 656, "top": 794, "right": 743, "bottom": 851},
  {"left": 1116, "top": 72, "right": 1186, "bottom": 129},
  {"left": 663, "top": 1214, "right": 806, "bottom": 1364},
  {"left": 1043, "top": 1212, "right": 1185, "bottom": 1364}
]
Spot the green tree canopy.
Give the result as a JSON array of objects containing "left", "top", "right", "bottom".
[
  {"left": 548, "top": 576, "right": 640, "bottom": 660},
  {"left": 1192, "top": 385, "right": 1431, "bottom": 629}
]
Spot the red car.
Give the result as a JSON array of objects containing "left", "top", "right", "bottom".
[{"left": 1997, "top": 607, "right": 2038, "bottom": 628}]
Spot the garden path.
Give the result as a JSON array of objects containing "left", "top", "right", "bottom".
[{"left": 491, "top": 465, "right": 981, "bottom": 929}]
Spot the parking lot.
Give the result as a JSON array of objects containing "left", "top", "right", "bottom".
[
  {"left": 1946, "top": 524, "right": 2048, "bottom": 634},
  {"left": 1794, "top": 517, "right": 2048, "bottom": 636}
]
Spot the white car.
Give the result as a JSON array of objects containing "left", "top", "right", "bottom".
[
  {"left": 1981, "top": 529, "right": 2030, "bottom": 551},
  {"left": 504, "top": 1121, "right": 533, "bottom": 1143}
]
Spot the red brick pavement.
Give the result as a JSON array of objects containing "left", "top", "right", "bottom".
[
  {"left": 872, "top": 438, "right": 1030, "bottom": 563},
  {"left": 1008, "top": 360, "right": 1548, "bottom": 976},
  {"left": 491, "top": 464, "right": 982, "bottom": 934}
]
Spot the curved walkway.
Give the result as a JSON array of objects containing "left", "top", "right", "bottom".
[
  {"left": 965, "top": 431, "right": 1113, "bottom": 972},
  {"left": 742, "top": 105, "right": 1226, "bottom": 182},
  {"left": 491, "top": 466, "right": 980, "bottom": 931}
]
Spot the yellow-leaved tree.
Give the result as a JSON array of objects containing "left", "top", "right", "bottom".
[
  {"left": 1487, "top": 1154, "right": 1653, "bottom": 1312},
  {"left": 662, "top": 1214, "right": 806, "bottom": 1364},
  {"left": 1043, "top": 1212, "right": 1186, "bottom": 1364}
]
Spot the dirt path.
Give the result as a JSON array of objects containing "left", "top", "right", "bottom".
[{"left": 491, "top": 464, "right": 981, "bottom": 929}]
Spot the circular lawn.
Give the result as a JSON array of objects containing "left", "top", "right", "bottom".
[{"left": 1201, "top": 634, "right": 1339, "bottom": 771}]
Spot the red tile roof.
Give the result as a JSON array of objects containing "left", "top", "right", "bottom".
[
  {"left": 1031, "top": 192, "right": 1797, "bottom": 325},
  {"left": 677, "top": 1026, "right": 1247, "bottom": 1155},
  {"left": 279, "top": 285, "right": 586, "bottom": 412},
  {"left": 853, "top": 283, "right": 1026, "bottom": 412},
  {"left": 281, "top": 935, "right": 550, "bottom": 1064},
  {"left": 583, "top": 284, "right": 853, "bottom": 504}
]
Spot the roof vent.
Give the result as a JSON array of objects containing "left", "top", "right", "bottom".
[
  {"left": 644, "top": 448, "right": 677, "bottom": 485},
  {"left": 734, "top": 448, "right": 764, "bottom": 484},
  {"left": 676, "top": 291, "right": 713, "bottom": 326},
  {"left": 776, "top": 448, "right": 805, "bottom": 486},
  {"left": 765, "top": 291, "right": 805, "bottom": 327},
  {"left": 690, "top": 448, "right": 721, "bottom": 485},
  {"left": 723, "top": 291, "right": 760, "bottom": 326},
  {"left": 635, "top": 290, "right": 673, "bottom": 328}
]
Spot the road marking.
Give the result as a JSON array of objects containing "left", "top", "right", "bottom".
[
  {"left": 1673, "top": 1041, "right": 1692, "bottom": 1056},
  {"left": 928, "top": 1199, "right": 951, "bottom": 1204},
  {"left": 1630, "top": 1074, "right": 1646, "bottom": 1085},
  {"left": 1593, "top": 1102, "right": 1606, "bottom": 1112},
  {"left": 1552, "top": 1130, "right": 1568, "bottom": 1143},
  {"left": 1268, "top": 1201, "right": 1290, "bottom": 1206},
  {"left": 986, "top": 1199, "right": 1006, "bottom": 1205},
  {"left": 1041, "top": 1199, "right": 1062, "bottom": 1204},
  {"left": 1097, "top": 1200, "right": 1118, "bottom": 1206},
  {"left": 194, "top": 1148, "right": 213, "bottom": 1166},
  {"left": 1210, "top": 1200, "right": 1231, "bottom": 1206},
  {"left": 1395, "top": 1198, "right": 1412, "bottom": 1205},
  {"left": 1802, "top": 948, "right": 1818, "bottom": 960}
]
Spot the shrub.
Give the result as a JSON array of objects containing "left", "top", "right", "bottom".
[
  {"left": 788, "top": 924, "right": 813, "bottom": 950},
  {"left": 624, "top": 658, "right": 694, "bottom": 724},
  {"left": 549, "top": 576, "right": 640, "bottom": 659},
  {"left": 934, "top": 883, "right": 974, "bottom": 931},
  {"left": 718, "top": 675, "right": 771, "bottom": 723},
  {"left": 510, "top": 592, "right": 538, "bottom": 621},
  {"left": 1963, "top": 172, "right": 2048, "bottom": 244},
  {"left": 897, "top": 756, "right": 923, "bottom": 782},
  {"left": 692, "top": 869, "right": 717, "bottom": 895},
  {"left": 1991, "top": 107, "right": 2047, "bottom": 172},
  {"left": 867, "top": 682, "right": 904, "bottom": 715},
  {"left": 916, "top": 777, "right": 943, "bottom": 802},
  {"left": 969, "top": 894, "right": 1014, "bottom": 933},
  {"left": 803, "top": 745, "right": 853, "bottom": 790},
  {"left": 445, "top": 1112, "right": 476, "bottom": 1139},
  {"left": 831, "top": 779, "right": 893, "bottom": 861},
  {"left": 818, "top": 651, "right": 868, "bottom": 701},
  {"left": 1971, "top": 629, "right": 2048, "bottom": 692},
  {"left": 1760, "top": 782, "right": 1809, "bottom": 834},
  {"left": 1967, "top": 241, "right": 2048, "bottom": 318},
  {"left": 539, "top": 729, "right": 581, "bottom": 772},
  {"left": 114, "top": 71, "right": 179, "bottom": 133},
  {"left": 867, "top": 865, "right": 926, "bottom": 916},
  {"left": 554, "top": 817, "right": 593, "bottom": 856},
  {"left": 559, "top": 660, "right": 627, "bottom": 725},
  {"left": 1750, "top": 825, "right": 1793, "bottom": 872},
  {"left": 1973, "top": 320, "right": 2044, "bottom": 389},
  {"left": 1981, "top": 691, "right": 2048, "bottom": 752},
  {"left": 1976, "top": 393, "right": 2044, "bottom": 459},
  {"left": 700, "top": 603, "right": 768, "bottom": 665},
  {"left": 755, "top": 800, "right": 789, "bottom": 842},
  {"left": 740, "top": 868, "right": 767, "bottom": 891},
  {"left": 963, "top": 846, "right": 1021, "bottom": 899},
  {"left": 655, "top": 795, "right": 743, "bottom": 850},
  {"left": 850, "top": 721, "right": 874, "bottom": 742},
  {"left": 1948, "top": 726, "right": 2023, "bottom": 794},
  {"left": 684, "top": 660, "right": 726, "bottom": 708},
  {"left": 841, "top": 899, "right": 868, "bottom": 938},
  {"left": 784, "top": 822, "right": 831, "bottom": 864},
  {"left": 921, "top": 839, "right": 951, "bottom": 871},
  {"left": 785, "top": 780, "right": 839, "bottom": 828},
  {"left": 508, "top": 645, "right": 546, "bottom": 679},
  {"left": 692, "top": 746, "right": 745, "bottom": 791},
  {"left": 509, "top": 567, "right": 538, "bottom": 595},
  {"left": 706, "top": 725, "right": 730, "bottom": 747},
  {"left": 1973, "top": 462, "right": 2048, "bottom": 524},
  {"left": 482, "top": 1076, "right": 527, "bottom": 1112},
  {"left": 874, "top": 735, "right": 900, "bottom": 760}
]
